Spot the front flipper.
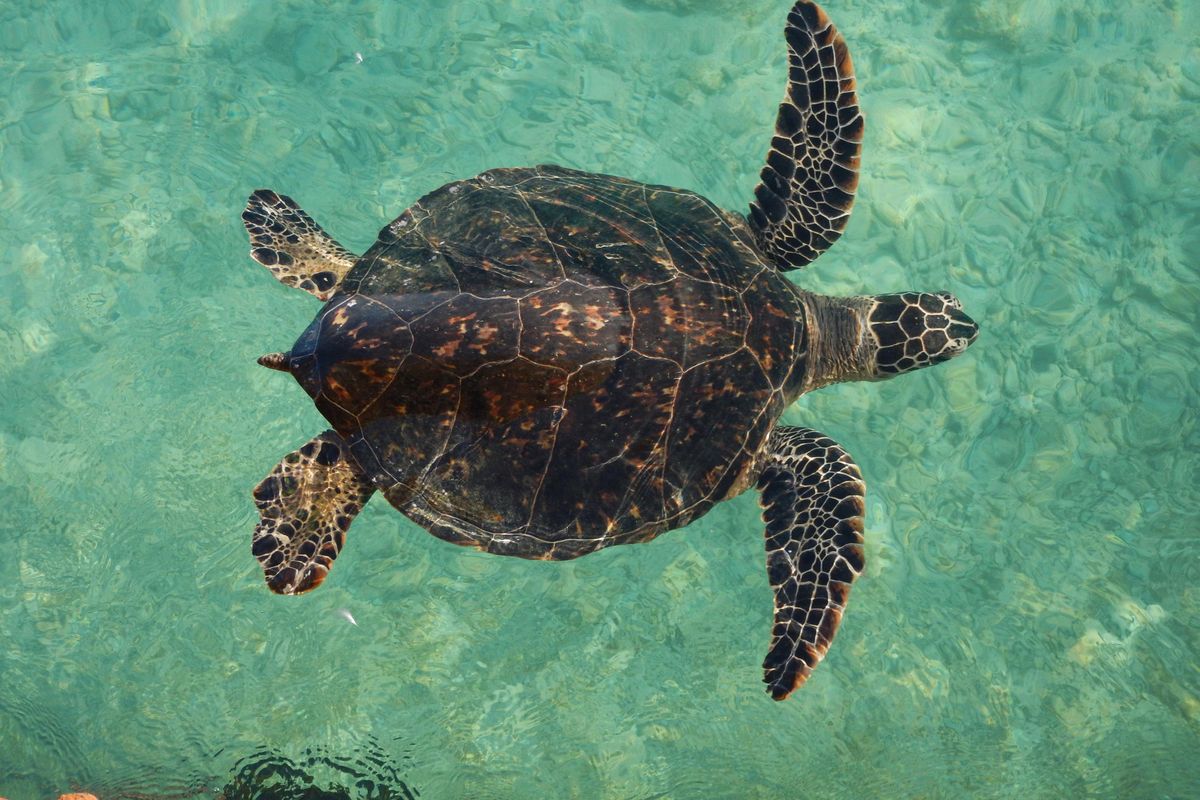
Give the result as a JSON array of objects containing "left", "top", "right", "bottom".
[
  {"left": 252, "top": 431, "right": 375, "bottom": 595},
  {"left": 748, "top": 1, "right": 863, "bottom": 269},
  {"left": 242, "top": 190, "right": 359, "bottom": 301},
  {"left": 757, "top": 426, "right": 865, "bottom": 699}
]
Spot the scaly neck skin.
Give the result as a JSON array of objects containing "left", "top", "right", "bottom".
[{"left": 797, "top": 292, "right": 875, "bottom": 392}]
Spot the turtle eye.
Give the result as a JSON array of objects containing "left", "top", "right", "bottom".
[{"left": 936, "top": 292, "right": 963, "bottom": 311}]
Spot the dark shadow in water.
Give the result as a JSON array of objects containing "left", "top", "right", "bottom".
[
  {"left": 213, "top": 747, "right": 418, "bottom": 800},
  {"left": 87, "top": 743, "right": 418, "bottom": 800}
]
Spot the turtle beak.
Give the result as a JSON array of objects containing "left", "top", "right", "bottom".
[
  {"left": 943, "top": 295, "right": 980, "bottom": 350},
  {"left": 257, "top": 351, "right": 291, "bottom": 372}
]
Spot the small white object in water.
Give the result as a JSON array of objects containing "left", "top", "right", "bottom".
[
  {"left": 336, "top": 608, "right": 358, "bottom": 626},
  {"left": 355, "top": 52, "right": 364, "bottom": 64}
]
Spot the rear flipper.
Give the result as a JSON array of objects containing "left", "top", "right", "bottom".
[
  {"left": 242, "top": 190, "right": 359, "bottom": 301},
  {"left": 757, "top": 426, "right": 865, "bottom": 699},
  {"left": 252, "top": 431, "right": 375, "bottom": 595}
]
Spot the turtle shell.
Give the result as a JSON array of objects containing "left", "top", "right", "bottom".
[{"left": 293, "top": 164, "right": 808, "bottom": 560}]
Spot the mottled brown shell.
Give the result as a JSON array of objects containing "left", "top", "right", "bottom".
[{"left": 295, "top": 165, "right": 808, "bottom": 559}]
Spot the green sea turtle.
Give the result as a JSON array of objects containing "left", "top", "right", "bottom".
[{"left": 241, "top": 0, "right": 978, "bottom": 699}]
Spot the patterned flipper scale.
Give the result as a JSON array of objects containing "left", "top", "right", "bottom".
[
  {"left": 252, "top": 431, "right": 375, "bottom": 595},
  {"left": 749, "top": 1, "right": 863, "bottom": 269},
  {"left": 242, "top": 190, "right": 359, "bottom": 300},
  {"left": 757, "top": 426, "right": 865, "bottom": 699}
]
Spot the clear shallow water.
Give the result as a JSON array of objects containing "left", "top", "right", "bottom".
[{"left": 1, "top": 0, "right": 1197, "bottom": 796}]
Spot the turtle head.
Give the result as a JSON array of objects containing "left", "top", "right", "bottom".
[
  {"left": 863, "top": 291, "right": 979, "bottom": 377},
  {"left": 799, "top": 290, "right": 978, "bottom": 391}
]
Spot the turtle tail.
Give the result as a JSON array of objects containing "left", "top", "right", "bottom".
[{"left": 258, "top": 351, "right": 291, "bottom": 372}]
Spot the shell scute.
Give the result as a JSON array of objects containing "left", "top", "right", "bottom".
[
  {"left": 524, "top": 352, "right": 682, "bottom": 543},
  {"left": 518, "top": 280, "right": 630, "bottom": 369},
  {"left": 629, "top": 272, "right": 747, "bottom": 370},
  {"left": 409, "top": 293, "right": 521, "bottom": 374},
  {"left": 518, "top": 177, "right": 676, "bottom": 288},
  {"left": 387, "top": 357, "right": 569, "bottom": 532},
  {"left": 664, "top": 347, "right": 779, "bottom": 512}
]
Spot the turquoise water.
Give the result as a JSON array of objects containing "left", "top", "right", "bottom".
[{"left": 1, "top": 0, "right": 1197, "bottom": 796}]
